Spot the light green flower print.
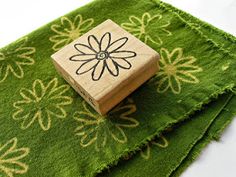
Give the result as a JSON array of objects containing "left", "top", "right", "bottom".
[
  {"left": 0, "top": 37, "right": 35, "bottom": 83},
  {"left": 13, "top": 78, "right": 73, "bottom": 131},
  {"left": 121, "top": 12, "right": 171, "bottom": 45},
  {"left": 154, "top": 48, "right": 203, "bottom": 94},
  {"left": 0, "top": 137, "right": 29, "bottom": 177},
  {"left": 74, "top": 98, "right": 139, "bottom": 151},
  {"left": 49, "top": 14, "right": 94, "bottom": 51},
  {"left": 140, "top": 135, "right": 169, "bottom": 160}
]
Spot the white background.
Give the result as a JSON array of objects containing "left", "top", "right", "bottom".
[{"left": 0, "top": 0, "right": 236, "bottom": 176}]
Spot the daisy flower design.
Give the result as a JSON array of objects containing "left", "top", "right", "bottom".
[
  {"left": 73, "top": 98, "right": 139, "bottom": 151},
  {"left": 0, "top": 137, "right": 29, "bottom": 177},
  {"left": 0, "top": 37, "right": 35, "bottom": 83},
  {"left": 121, "top": 12, "right": 172, "bottom": 45},
  {"left": 69, "top": 32, "right": 137, "bottom": 81},
  {"left": 154, "top": 48, "right": 203, "bottom": 94},
  {"left": 50, "top": 14, "right": 94, "bottom": 51},
  {"left": 12, "top": 78, "right": 73, "bottom": 131}
]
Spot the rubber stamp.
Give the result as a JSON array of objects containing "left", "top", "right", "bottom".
[{"left": 51, "top": 19, "right": 159, "bottom": 115}]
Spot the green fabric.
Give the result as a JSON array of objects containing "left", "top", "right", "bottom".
[
  {"left": 0, "top": 0, "right": 236, "bottom": 177},
  {"left": 100, "top": 93, "right": 235, "bottom": 177},
  {"left": 171, "top": 93, "right": 236, "bottom": 177}
]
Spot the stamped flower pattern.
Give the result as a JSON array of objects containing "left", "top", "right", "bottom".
[
  {"left": 140, "top": 135, "right": 169, "bottom": 160},
  {"left": 74, "top": 98, "right": 139, "bottom": 151},
  {"left": 0, "top": 37, "right": 35, "bottom": 83},
  {"left": 70, "top": 32, "right": 137, "bottom": 81},
  {"left": 12, "top": 78, "right": 73, "bottom": 131},
  {"left": 121, "top": 12, "right": 172, "bottom": 45},
  {"left": 50, "top": 14, "right": 94, "bottom": 51},
  {"left": 154, "top": 48, "right": 202, "bottom": 94},
  {"left": 0, "top": 137, "right": 29, "bottom": 177}
]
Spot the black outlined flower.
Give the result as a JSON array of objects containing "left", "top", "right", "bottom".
[{"left": 69, "top": 32, "right": 137, "bottom": 81}]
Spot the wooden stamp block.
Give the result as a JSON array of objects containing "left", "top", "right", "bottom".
[{"left": 51, "top": 19, "right": 159, "bottom": 115}]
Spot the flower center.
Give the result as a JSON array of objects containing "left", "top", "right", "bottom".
[
  {"left": 69, "top": 30, "right": 81, "bottom": 40},
  {"left": 97, "top": 115, "right": 106, "bottom": 124},
  {"left": 164, "top": 64, "right": 176, "bottom": 75},
  {"left": 96, "top": 51, "right": 109, "bottom": 60},
  {"left": 140, "top": 25, "right": 146, "bottom": 34}
]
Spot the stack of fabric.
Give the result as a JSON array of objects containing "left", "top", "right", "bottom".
[{"left": 0, "top": 0, "right": 236, "bottom": 176}]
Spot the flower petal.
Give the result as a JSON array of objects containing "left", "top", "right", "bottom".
[
  {"left": 169, "top": 75, "right": 181, "bottom": 94},
  {"left": 109, "top": 125, "right": 127, "bottom": 143},
  {"left": 20, "top": 88, "right": 37, "bottom": 101},
  {"left": 73, "top": 14, "right": 82, "bottom": 28},
  {"left": 0, "top": 64, "right": 8, "bottom": 82},
  {"left": 47, "top": 84, "right": 69, "bottom": 97},
  {"left": 78, "top": 18, "right": 94, "bottom": 32},
  {"left": 173, "top": 56, "right": 196, "bottom": 65},
  {"left": 51, "top": 24, "right": 67, "bottom": 35},
  {"left": 129, "top": 15, "right": 142, "bottom": 26},
  {"left": 74, "top": 43, "right": 96, "bottom": 54},
  {"left": 149, "top": 14, "right": 162, "bottom": 22},
  {"left": 52, "top": 39, "right": 70, "bottom": 51},
  {"left": 145, "top": 35, "right": 162, "bottom": 45},
  {"left": 49, "top": 96, "right": 72, "bottom": 106},
  {"left": 1, "top": 161, "right": 28, "bottom": 174},
  {"left": 92, "top": 60, "right": 105, "bottom": 81},
  {"left": 2, "top": 148, "right": 28, "bottom": 161},
  {"left": 38, "top": 110, "right": 51, "bottom": 131},
  {"left": 121, "top": 23, "right": 140, "bottom": 32},
  {"left": 107, "top": 37, "right": 128, "bottom": 53},
  {"left": 105, "top": 58, "right": 119, "bottom": 76},
  {"left": 177, "top": 72, "right": 200, "bottom": 83},
  {"left": 33, "top": 79, "right": 45, "bottom": 99},
  {"left": 0, "top": 52, "right": 4, "bottom": 60},
  {"left": 88, "top": 35, "right": 100, "bottom": 52},
  {"left": 70, "top": 54, "right": 96, "bottom": 62},
  {"left": 113, "top": 58, "right": 131, "bottom": 69},
  {"left": 46, "top": 106, "right": 66, "bottom": 118},
  {"left": 12, "top": 109, "right": 29, "bottom": 120},
  {"left": 9, "top": 63, "right": 23, "bottom": 78},
  {"left": 21, "top": 111, "right": 38, "bottom": 130},
  {"left": 157, "top": 76, "right": 169, "bottom": 93},
  {"left": 49, "top": 34, "right": 68, "bottom": 42},
  {"left": 110, "top": 51, "right": 136, "bottom": 59},
  {"left": 95, "top": 128, "right": 107, "bottom": 151},
  {"left": 100, "top": 32, "right": 111, "bottom": 51},
  {"left": 76, "top": 59, "right": 98, "bottom": 75},
  {"left": 110, "top": 104, "right": 138, "bottom": 128},
  {"left": 160, "top": 48, "right": 170, "bottom": 65},
  {"left": 74, "top": 110, "right": 97, "bottom": 124},
  {"left": 0, "top": 138, "right": 16, "bottom": 155},
  {"left": 169, "top": 48, "right": 183, "bottom": 64},
  {"left": 176, "top": 64, "right": 202, "bottom": 73},
  {"left": 142, "top": 12, "right": 151, "bottom": 26},
  {"left": 80, "top": 129, "right": 97, "bottom": 147},
  {"left": 61, "top": 17, "right": 74, "bottom": 31}
]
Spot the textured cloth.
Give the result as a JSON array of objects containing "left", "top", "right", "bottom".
[{"left": 0, "top": 0, "right": 236, "bottom": 177}]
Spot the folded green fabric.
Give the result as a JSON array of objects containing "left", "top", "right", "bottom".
[
  {"left": 100, "top": 93, "right": 236, "bottom": 177},
  {"left": 0, "top": 0, "right": 236, "bottom": 177}
]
